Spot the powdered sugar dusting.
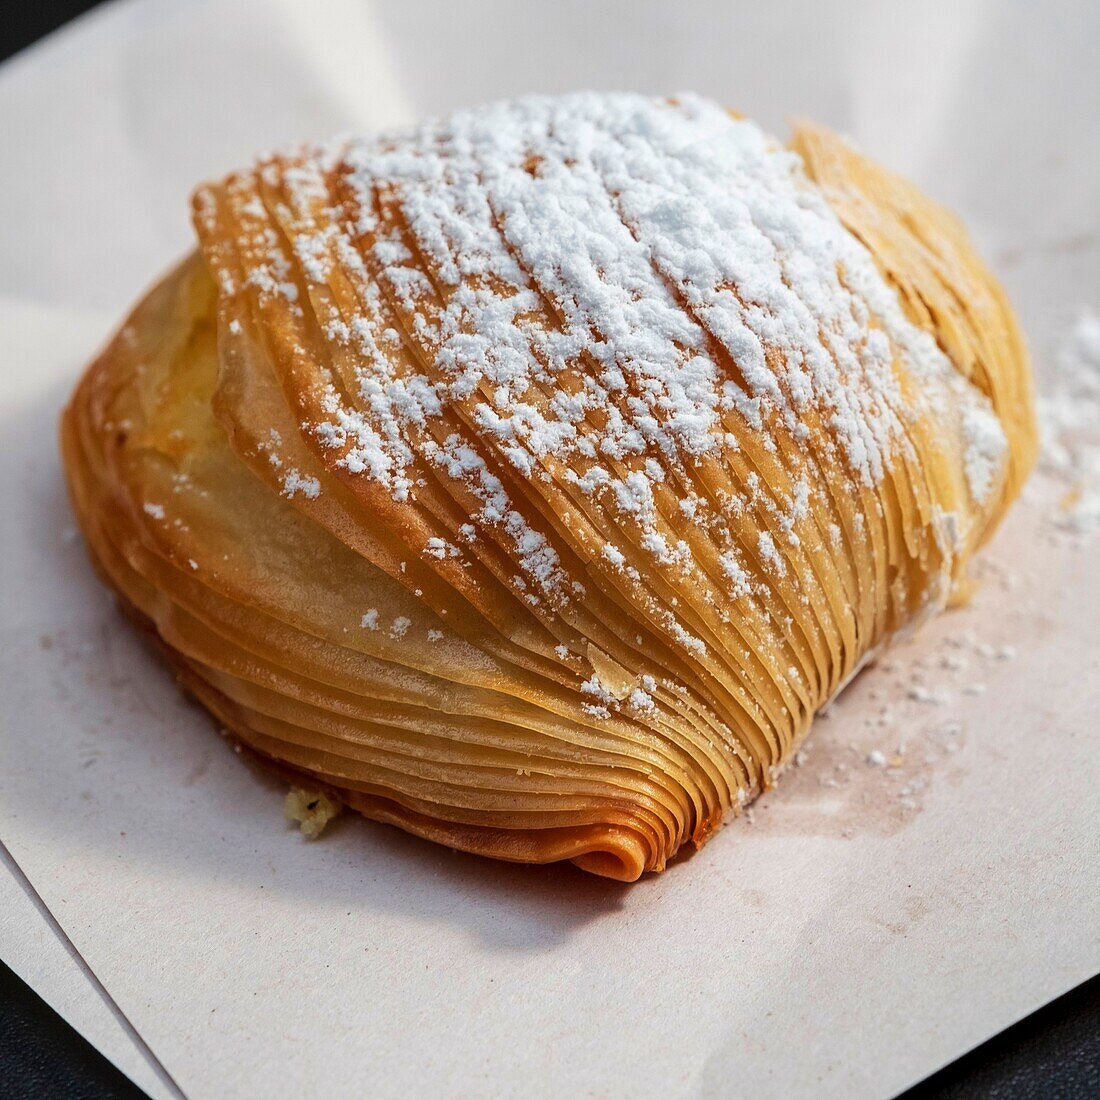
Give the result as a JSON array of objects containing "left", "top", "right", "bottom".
[
  {"left": 962, "top": 406, "right": 1009, "bottom": 502},
  {"left": 1038, "top": 308, "right": 1100, "bottom": 536},
  {"left": 281, "top": 469, "right": 321, "bottom": 500},
  {"left": 196, "top": 92, "right": 1011, "bottom": 674}
]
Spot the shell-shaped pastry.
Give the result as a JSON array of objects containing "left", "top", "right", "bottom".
[{"left": 61, "top": 94, "right": 1035, "bottom": 880}]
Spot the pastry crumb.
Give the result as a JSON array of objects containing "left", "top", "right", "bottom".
[{"left": 284, "top": 787, "right": 341, "bottom": 839}]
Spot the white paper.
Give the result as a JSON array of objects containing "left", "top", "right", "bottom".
[
  {"left": 0, "top": 846, "right": 177, "bottom": 1100},
  {"left": 0, "top": 297, "right": 175, "bottom": 1099},
  {"left": 2, "top": 1, "right": 1098, "bottom": 1097}
]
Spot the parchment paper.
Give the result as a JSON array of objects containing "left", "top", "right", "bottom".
[{"left": 1, "top": 2, "right": 1097, "bottom": 1097}]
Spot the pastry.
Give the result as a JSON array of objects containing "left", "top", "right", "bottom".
[{"left": 61, "top": 94, "right": 1036, "bottom": 880}]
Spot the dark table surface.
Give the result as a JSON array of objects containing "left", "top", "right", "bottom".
[{"left": 2, "top": 4, "right": 1098, "bottom": 1098}]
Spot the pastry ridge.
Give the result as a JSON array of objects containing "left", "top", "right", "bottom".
[{"left": 61, "top": 94, "right": 1035, "bottom": 879}]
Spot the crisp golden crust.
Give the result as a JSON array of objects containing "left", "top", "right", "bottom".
[
  {"left": 792, "top": 120, "right": 1037, "bottom": 530},
  {"left": 61, "top": 96, "right": 1034, "bottom": 880}
]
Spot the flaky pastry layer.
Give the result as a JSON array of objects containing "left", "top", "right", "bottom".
[{"left": 61, "top": 96, "right": 1035, "bottom": 879}]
